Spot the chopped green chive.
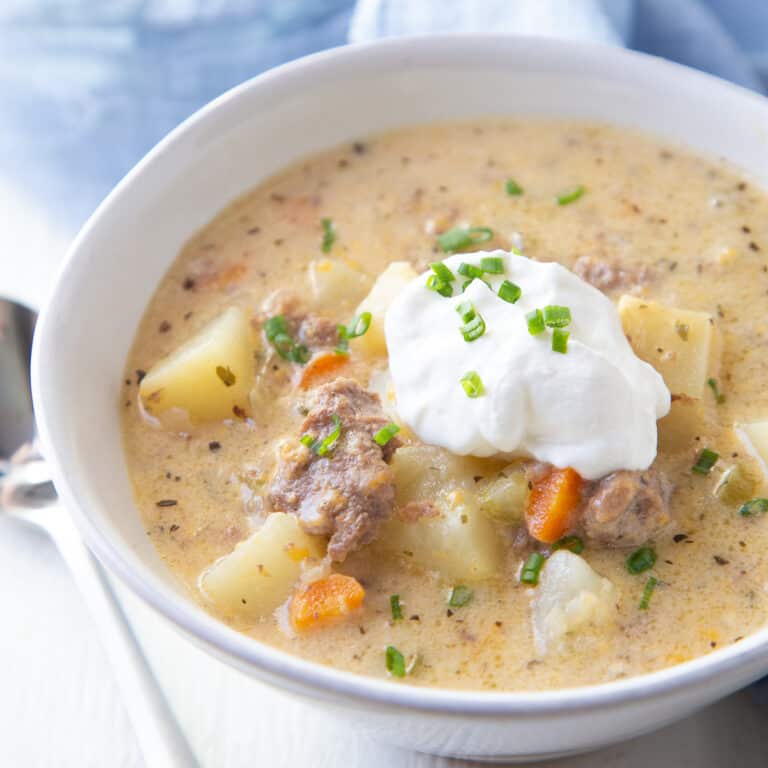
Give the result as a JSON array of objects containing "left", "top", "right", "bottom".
[
  {"left": 460, "top": 371, "right": 485, "bottom": 398},
  {"left": 438, "top": 226, "right": 494, "bottom": 253},
  {"left": 543, "top": 305, "right": 572, "bottom": 328},
  {"left": 337, "top": 311, "right": 372, "bottom": 353},
  {"left": 426, "top": 273, "right": 453, "bottom": 297},
  {"left": 505, "top": 178, "right": 524, "bottom": 196},
  {"left": 347, "top": 312, "right": 372, "bottom": 338},
  {"left": 374, "top": 422, "right": 400, "bottom": 446},
  {"left": 627, "top": 546, "right": 656, "bottom": 575},
  {"left": 455, "top": 300, "right": 475, "bottom": 322},
  {"left": 264, "top": 315, "right": 289, "bottom": 341},
  {"left": 738, "top": 498, "right": 768, "bottom": 517},
  {"left": 317, "top": 414, "right": 342, "bottom": 457},
  {"left": 390, "top": 594, "right": 403, "bottom": 621},
  {"left": 320, "top": 217, "right": 336, "bottom": 252},
  {"left": 461, "top": 314, "right": 486, "bottom": 342},
  {"left": 480, "top": 256, "right": 505, "bottom": 274},
  {"left": 302, "top": 415, "right": 342, "bottom": 457},
  {"left": 556, "top": 185, "right": 586, "bottom": 206},
  {"left": 692, "top": 448, "right": 719, "bottom": 475},
  {"left": 426, "top": 262, "right": 457, "bottom": 298},
  {"left": 215, "top": 365, "right": 236, "bottom": 387},
  {"left": 385, "top": 645, "right": 406, "bottom": 678},
  {"left": 552, "top": 535, "right": 584, "bottom": 554},
  {"left": 448, "top": 585, "right": 473, "bottom": 607},
  {"left": 291, "top": 345, "right": 311, "bottom": 364},
  {"left": 526, "top": 309, "right": 545, "bottom": 335},
  {"left": 498, "top": 280, "right": 521, "bottom": 304},
  {"left": 639, "top": 576, "right": 658, "bottom": 610},
  {"left": 455, "top": 299, "right": 486, "bottom": 341},
  {"left": 457, "top": 262, "right": 485, "bottom": 280},
  {"left": 270, "top": 332, "right": 294, "bottom": 357},
  {"left": 520, "top": 552, "right": 546, "bottom": 585},
  {"left": 552, "top": 328, "right": 570, "bottom": 354},
  {"left": 430, "top": 262, "right": 455, "bottom": 283},
  {"left": 264, "top": 315, "right": 309, "bottom": 364},
  {"left": 707, "top": 377, "right": 726, "bottom": 404}
]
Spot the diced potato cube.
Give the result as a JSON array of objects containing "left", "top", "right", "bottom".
[
  {"left": 379, "top": 445, "right": 502, "bottom": 580},
  {"left": 140, "top": 307, "right": 254, "bottom": 424},
  {"left": 200, "top": 513, "right": 325, "bottom": 620},
  {"left": 355, "top": 261, "right": 418, "bottom": 357},
  {"left": 476, "top": 465, "right": 528, "bottom": 524},
  {"left": 735, "top": 421, "right": 768, "bottom": 484},
  {"left": 657, "top": 395, "right": 707, "bottom": 453},
  {"left": 531, "top": 551, "right": 616, "bottom": 655},
  {"left": 618, "top": 295, "right": 719, "bottom": 397},
  {"left": 308, "top": 258, "right": 371, "bottom": 310},
  {"left": 367, "top": 368, "right": 400, "bottom": 421}
]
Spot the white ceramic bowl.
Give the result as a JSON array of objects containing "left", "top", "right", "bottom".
[{"left": 31, "top": 35, "right": 768, "bottom": 761}]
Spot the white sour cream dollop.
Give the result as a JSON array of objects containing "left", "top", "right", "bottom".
[{"left": 385, "top": 250, "right": 670, "bottom": 480}]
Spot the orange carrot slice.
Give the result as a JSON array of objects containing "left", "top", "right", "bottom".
[
  {"left": 525, "top": 467, "right": 584, "bottom": 544},
  {"left": 298, "top": 352, "right": 349, "bottom": 390},
  {"left": 290, "top": 573, "right": 365, "bottom": 631}
]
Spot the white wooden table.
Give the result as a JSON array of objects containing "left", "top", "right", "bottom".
[{"left": 2, "top": 511, "right": 767, "bottom": 767}]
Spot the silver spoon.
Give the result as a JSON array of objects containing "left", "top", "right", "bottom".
[{"left": 0, "top": 297, "right": 197, "bottom": 768}]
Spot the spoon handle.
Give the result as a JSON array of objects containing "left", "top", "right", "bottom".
[{"left": 44, "top": 511, "right": 198, "bottom": 768}]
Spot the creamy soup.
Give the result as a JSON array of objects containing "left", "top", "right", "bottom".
[{"left": 122, "top": 120, "right": 768, "bottom": 691}]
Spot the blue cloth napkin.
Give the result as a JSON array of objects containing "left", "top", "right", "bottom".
[
  {"left": 349, "top": 0, "right": 764, "bottom": 92},
  {"left": 0, "top": 0, "right": 764, "bottom": 263}
]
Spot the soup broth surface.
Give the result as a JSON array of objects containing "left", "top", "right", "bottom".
[{"left": 122, "top": 120, "right": 768, "bottom": 690}]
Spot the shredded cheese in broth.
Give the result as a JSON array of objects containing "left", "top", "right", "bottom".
[{"left": 122, "top": 120, "right": 768, "bottom": 691}]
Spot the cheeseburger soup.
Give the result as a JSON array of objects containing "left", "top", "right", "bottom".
[{"left": 122, "top": 120, "right": 768, "bottom": 690}]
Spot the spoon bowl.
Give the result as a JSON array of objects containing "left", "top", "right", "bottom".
[{"left": 0, "top": 295, "right": 197, "bottom": 767}]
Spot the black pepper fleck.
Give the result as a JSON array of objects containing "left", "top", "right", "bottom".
[
  {"left": 158, "top": 320, "right": 171, "bottom": 333},
  {"left": 156, "top": 499, "right": 178, "bottom": 507},
  {"left": 208, "top": 441, "right": 221, "bottom": 452},
  {"left": 714, "top": 555, "right": 729, "bottom": 565},
  {"left": 182, "top": 277, "right": 196, "bottom": 291}
]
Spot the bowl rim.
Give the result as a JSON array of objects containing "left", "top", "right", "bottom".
[{"left": 32, "top": 32, "right": 768, "bottom": 716}]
